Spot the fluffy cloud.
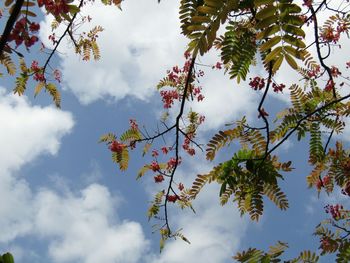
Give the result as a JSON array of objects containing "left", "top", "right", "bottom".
[
  {"left": 0, "top": 88, "right": 74, "bottom": 243},
  {"left": 0, "top": 90, "right": 149, "bottom": 263},
  {"left": 0, "top": 88, "right": 74, "bottom": 173},
  {"left": 34, "top": 184, "right": 149, "bottom": 263},
  {"left": 40, "top": 0, "right": 186, "bottom": 105}
]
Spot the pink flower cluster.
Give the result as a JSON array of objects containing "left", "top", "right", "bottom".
[{"left": 8, "top": 17, "right": 40, "bottom": 48}]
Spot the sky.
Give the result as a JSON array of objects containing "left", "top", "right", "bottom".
[{"left": 0, "top": 1, "right": 349, "bottom": 262}]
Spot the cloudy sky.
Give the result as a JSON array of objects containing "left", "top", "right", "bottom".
[{"left": 1, "top": 0, "right": 349, "bottom": 262}]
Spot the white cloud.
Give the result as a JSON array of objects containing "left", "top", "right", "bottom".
[
  {"left": 0, "top": 88, "right": 74, "bottom": 243},
  {"left": 0, "top": 89, "right": 149, "bottom": 263},
  {"left": 34, "top": 184, "right": 149, "bottom": 263},
  {"left": 40, "top": 0, "right": 187, "bottom": 105},
  {"left": 39, "top": 0, "right": 264, "bottom": 131},
  {"left": 0, "top": 88, "right": 74, "bottom": 173}
]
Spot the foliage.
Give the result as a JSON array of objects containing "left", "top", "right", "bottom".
[
  {"left": 0, "top": 252, "right": 15, "bottom": 263},
  {"left": 1, "top": 0, "right": 350, "bottom": 261}
]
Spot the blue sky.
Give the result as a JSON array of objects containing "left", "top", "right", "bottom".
[{"left": 1, "top": 1, "right": 349, "bottom": 262}]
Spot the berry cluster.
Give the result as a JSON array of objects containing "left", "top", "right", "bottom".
[
  {"left": 31, "top": 60, "right": 45, "bottom": 82},
  {"left": 183, "top": 137, "right": 195, "bottom": 156},
  {"left": 109, "top": 140, "right": 126, "bottom": 153},
  {"left": 159, "top": 52, "right": 205, "bottom": 109},
  {"left": 154, "top": 174, "right": 164, "bottom": 183},
  {"left": 325, "top": 204, "right": 343, "bottom": 220},
  {"left": 331, "top": 66, "right": 341, "bottom": 77},
  {"left": 307, "top": 65, "right": 321, "bottom": 78},
  {"left": 319, "top": 237, "right": 336, "bottom": 252},
  {"left": 342, "top": 181, "right": 350, "bottom": 196},
  {"left": 37, "top": 0, "right": 69, "bottom": 17},
  {"left": 160, "top": 90, "right": 180, "bottom": 109},
  {"left": 167, "top": 195, "right": 178, "bottom": 203},
  {"left": 272, "top": 82, "right": 286, "bottom": 93},
  {"left": 320, "top": 20, "right": 349, "bottom": 44},
  {"left": 249, "top": 76, "right": 265, "bottom": 90},
  {"left": 8, "top": 17, "right": 40, "bottom": 48},
  {"left": 211, "top": 62, "right": 222, "bottom": 70},
  {"left": 325, "top": 79, "right": 335, "bottom": 92}
]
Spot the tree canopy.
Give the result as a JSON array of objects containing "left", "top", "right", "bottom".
[{"left": 1, "top": 0, "right": 350, "bottom": 262}]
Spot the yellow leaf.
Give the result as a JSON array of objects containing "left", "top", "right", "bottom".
[
  {"left": 284, "top": 53, "right": 298, "bottom": 70},
  {"left": 272, "top": 55, "right": 283, "bottom": 74},
  {"left": 34, "top": 82, "right": 45, "bottom": 97}
]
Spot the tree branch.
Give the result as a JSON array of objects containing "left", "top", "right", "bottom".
[{"left": 0, "top": 0, "right": 25, "bottom": 57}]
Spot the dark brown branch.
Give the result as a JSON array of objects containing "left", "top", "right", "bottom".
[
  {"left": 42, "top": 0, "right": 84, "bottom": 74},
  {"left": 0, "top": 0, "right": 25, "bottom": 57},
  {"left": 310, "top": 5, "right": 336, "bottom": 98},
  {"left": 179, "top": 129, "right": 204, "bottom": 152},
  {"left": 267, "top": 93, "right": 350, "bottom": 157},
  {"left": 163, "top": 56, "right": 196, "bottom": 235},
  {"left": 258, "top": 63, "right": 273, "bottom": 157}
]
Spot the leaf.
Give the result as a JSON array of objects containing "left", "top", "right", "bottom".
[
  {"left": 284, "top": 53, "right": 298, "bottom": 69},
  {"left": 142, "top": 143, "right": 151, "bottom": 156},
  {"left": 256, "top": 24, "right": 279, "bottom": 40},
  {"left": 34, "top": 82, "right": 45, "bottom": 97},
  {"left": 272, "top": 55, "right": 283, "bottom": 74},
  {"left": 23, "top": 1, "right": 36, "bottom": 7},
  {"left": 260, "top": 36, "right": 281, "bottom": 52},
  {"left": 255, "top": 5, "right": 277, "bottom": 20},
  {"left": 68, "top": 4, "right": 80, "bottom": 15},
  {"left": 197, "top": 6, "right": 218, "bottom": 15},
  {"left": 256, "top": 16, "right": 278, "bottom": 29},
  {"left": 21, "top": 10, "right": 37, "bottom": 17},
  {"left": 45, "top": 83, "right": 61, "bottom": 107},
  {"left": 5, "top": 0, "right": 14, "bottom": 7},
  {"left": 264, "top": 46, "right": 283, "bottom": 63},
  {"left": 2, "top": 253, "right": 14, "bottom": 263},
  {"left": 137, "top": 165, "right": 151, "bottom": 179}
]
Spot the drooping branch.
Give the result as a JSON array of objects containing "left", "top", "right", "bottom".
[
  {"left": 163, "top": 56, "right": 196, "bottom": 234},
  {"left": 0, "top": 0, "right": 25, "bottom": 57},
  {"left": 42, "top": 0, "right": 84, "bottom": 75},
  {"left": 266, "top": 93, "right": 350, "bottom": 157}
]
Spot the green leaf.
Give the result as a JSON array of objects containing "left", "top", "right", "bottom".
[
  {"left": 23, "top": 1, "right": 36, "bottom": 7},
  {"left": 21, "top": 10, "right": 36, "bottom": 17},
  {"left": 255, "top": 5, "right": 277, "bottom": 20},
  {"left": 204, "top": 0, "right": 223, "bottom": 8},
  {"left": 68, "top": 4, "right": 80, "bottom": 14},
  {"left": 284, "top": 53, "right": 298, "bottom": 69},
  {"left": 256, "top": 16, "right": 278, "bottom": 29},
  {"left": 187, "top": 25, "right": 207, "bottom": 31},
  {"left": 254, "top": 0, "right": 273, "bottom": 7},
  {"left": 279, "top": 3, "right": 302, "bottom": 14},
  {"left": 283, "top": 34, "right": 306, "bottom": 48},
  {"left": 282, "top": 24, "right": 305, "bottom": 37},
  {"left": 197, "top": 6, "right": 217, "bottom": 15},
  {"left": 191, "top": 16, "right": 211, "bottom": 23},
  {"left": 256, "top": 25, "right": 279, "bottom": 40},
  {"left": 272, "top": 55, "right": 283, "bottom": 73},
  {"left": 260, "top": 36, "right": 281, "bottom": 52},
  {"left": 264, "top": 46, "right": 283, "bottom": 63},
  {"left": 2, "top": 253, "right": 14, "bottom": 263}
]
